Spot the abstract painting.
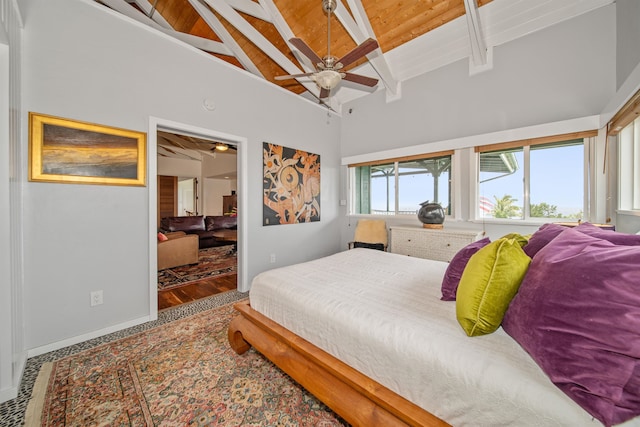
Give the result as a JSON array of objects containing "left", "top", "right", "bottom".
[
  {"left": 29, "top": 112, "right": 146, "bottom": 186},
  {"left": 263, "top": 142, "right": 320, "bottom": 225}
]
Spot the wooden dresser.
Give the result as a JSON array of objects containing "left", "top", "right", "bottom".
[{"left": 390, "top": 226, "right": 484, "bottom": 262}]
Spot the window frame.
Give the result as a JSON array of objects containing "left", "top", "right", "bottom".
[
  {"left": 617, "top": 116, "right": 640, "bottom": 213},
  {"left": 472, "top": 131, "right": 597, "bottom": 223},
  {"left": 348, "top": 150, "right": 454, "bottom": 217},
  {"left": 609, "top": 89, "right": 640, "bottom": 215}
]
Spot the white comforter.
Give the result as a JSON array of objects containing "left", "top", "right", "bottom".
[{"left": 249, "top": 248, "right": 638, "bottom": 426}]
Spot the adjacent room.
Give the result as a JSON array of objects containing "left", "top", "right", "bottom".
[
  {"left": 156, "top": 131, "right": 239, "bottom": 309},
  {"left": 1, "top": 0, "right": 640, "bottom": 425}
]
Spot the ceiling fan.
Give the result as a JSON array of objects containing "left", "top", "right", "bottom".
[{"left": 275, "top": 0, "right": 380, "bottom": 99}]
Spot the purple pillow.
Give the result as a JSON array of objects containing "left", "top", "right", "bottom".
[
  {"left": 502, "top": 228, "right": 640, "bottom": 426},
  {"left": 440, "top": 237, "right": 490, "bottom": 301},
  {"left": 522, "top": 223, "right": 566, "bottom": 258},
  {"left": 576, "top": 222, "right": 640, "bottom": 246}
]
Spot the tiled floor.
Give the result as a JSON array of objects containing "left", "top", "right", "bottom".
[{"left": 0, "top": 290, "right": 248, "bottom": 427}]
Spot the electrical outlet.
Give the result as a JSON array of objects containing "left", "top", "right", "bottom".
[
  {"left": 270, "top": 253, "right": 276, "bottom": 263},
  {"left": 90, "top": 290, "right": 103, "bottom": 307}
]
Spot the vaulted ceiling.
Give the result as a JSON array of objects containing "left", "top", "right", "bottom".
[{"left": 95, "top": 0, "right": 612, "bottom": 112}]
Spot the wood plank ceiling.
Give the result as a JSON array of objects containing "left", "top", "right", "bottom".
[{"left": 96, "top": 0, "right": 491, "bottom": 109}]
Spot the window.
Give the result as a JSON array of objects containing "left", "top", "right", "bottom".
[
  {"left": 477, "top": 132, "right": 595, "bottom": 221},
  {"left": 350, "top": 152, "right": 452, "bottom": 216},
  {"left": 608, "top": 89, "right": 640, "bottom": 212},
  {"left": 618, "top": 116, "right": 640, "bottom": 211}
]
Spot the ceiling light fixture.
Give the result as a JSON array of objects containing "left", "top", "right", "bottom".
[
  {"left": 215, "top": 142, "right": 229, "bottom": 151},
  {"left": 313, "top": 70, "right": 343, "bottom": 90}
]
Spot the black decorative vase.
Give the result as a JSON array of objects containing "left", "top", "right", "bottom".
[{"left": 417, "top": 201, "right": 445, "bottom": 229}]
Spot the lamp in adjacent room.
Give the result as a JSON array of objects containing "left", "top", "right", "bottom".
[{"left": 215, "top": 142, "right": 229, "bottom": 151}]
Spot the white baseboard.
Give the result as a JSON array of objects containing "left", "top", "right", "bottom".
[
  {"left": 0, "top": 352, "right": 26, "bottom": 403},
  {"left": 27, "top": 315, "right": 152, "bottom": 358},
  {"left": 0, "top": 385, "right": 18, "bottom": 404}
]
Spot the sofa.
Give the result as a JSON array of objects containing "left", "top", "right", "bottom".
[
  {"left": 157, "top": 231, "right": 199, "bottom": 270},
  {"left": 160, "top": 215, "right": 237, "bottom": 249}
]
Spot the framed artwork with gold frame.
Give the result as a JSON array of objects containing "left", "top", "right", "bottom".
[{"left": 29, "top": 112, "right": 146, "bottom": 186}]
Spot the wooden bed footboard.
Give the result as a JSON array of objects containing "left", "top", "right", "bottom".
[{"left": 228, "top": 300, "right": 450, "bottom": 427}]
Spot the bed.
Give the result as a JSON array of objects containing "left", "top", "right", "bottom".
[{"left": 228, "top": 244, "right": 640, "bottom": 426}]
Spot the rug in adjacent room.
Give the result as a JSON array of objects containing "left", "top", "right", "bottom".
[
  {"left": 28, "top": 301, "right": 347, "bottom": 426},
  {"left": 158, "top": 245, "right": 237, "bottom": 291}
]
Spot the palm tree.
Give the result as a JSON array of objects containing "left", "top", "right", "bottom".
[{"left": 491, "top": 194, "right": 521, "bottom": 218}]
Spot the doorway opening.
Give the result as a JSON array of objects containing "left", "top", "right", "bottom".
[
  {"left": 150, "top": 121, "right": 244, "bottom": 312},
  {"left": 178, "top": 178, "right": 197, "bottom": 216}
]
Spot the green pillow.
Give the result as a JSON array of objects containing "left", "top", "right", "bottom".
[
  {"left": 497, "top": 232, "right": 530, "bottom": 245},
  {"left": 456, "top": 235, "right": 531, "bottom": 337}
]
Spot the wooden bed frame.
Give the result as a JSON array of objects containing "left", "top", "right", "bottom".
[{"left": 228, "top": 300, "right": 450, "bottom": 427}]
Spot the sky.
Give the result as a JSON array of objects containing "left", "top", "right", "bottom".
[{"left": 479, "top": 144, "right": 583, "bottom": 217}]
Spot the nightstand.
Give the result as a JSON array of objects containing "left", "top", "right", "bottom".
[{"left": 390, "top": 226, "right": 484, "bottom": 262}]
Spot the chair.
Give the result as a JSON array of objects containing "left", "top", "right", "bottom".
[
  {"left": 158, "top": 232, "right": 199, "bottom": 270},
  {"left": 348, "top": 219, "right": 388, "bottom": 251}
]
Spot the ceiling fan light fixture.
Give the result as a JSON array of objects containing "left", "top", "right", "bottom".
[
  {"left": 314, "top": 70, "right": 342, "bottom": 90},
  {"left": 215, "top": 142, "right": 229, "bottom": 151}
]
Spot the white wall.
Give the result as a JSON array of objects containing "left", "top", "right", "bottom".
[
  {"left": 21, "top": 0, "right": 341, "bottom": 352},
  {"left": 158, "top": 156, "right": 201, "bottom": 178},
  {"left": 203, "top": 178, "right": 232, "bottom": 216},
  {"left": 616, "top": 0, "right": 640, "bottom": 90},
  {"left": 202, "top": 151, "right": 236, "bottom": 178},
  {"left": 338, "top": 4, "right": 617, "bottom": 246},
  {"left": 341, "top": 5, "right": 615, "bottom": 158}
]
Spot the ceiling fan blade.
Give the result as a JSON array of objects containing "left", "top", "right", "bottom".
[
  {"left": 319, "top": 87, "right": 330, "bottom": 99},
  {"left": 274, "top": 72, "right": 315, "bottom": 81},
  {"left": 337, "top": 38, "right": 379, "bottom": 68},
  {"left": 343, "top": 72, "right": 378, "bottom": 87},
  {"left": 289, "top": 38, "right": 323, "bottom": 66}
]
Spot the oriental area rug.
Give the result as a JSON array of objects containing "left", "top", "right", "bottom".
[
  {"left": 158, "top": 245, "right": 237, "bottom": 291},
  {"left": 26, "top": 301, "right": 347, "bottom": 426}
]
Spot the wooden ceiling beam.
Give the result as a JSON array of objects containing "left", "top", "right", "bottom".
[
  {"left": 158, "top": 133, "right": 220, "bottom": 158},
  {"left": 100, "top": 0, "right": 165, "bottom": 29},
  {"left": 158, "top": 143, "right": 204, "bottom": 161},
  {"left": 258, "top": 0, "right": 315, "bottom": 71},
  {"left": 203, "top": 0, "right": 335, "bottom": 105},
  {"left": 174, "top": 31, "right": 232, "bottom": 55},
  {"left": 463, "top": 0, "right": 488, "bottom": 67},
  {"left": 158, "top": 132, "right": 189, "bottom": 150},
  {"left": 227, "top": 0, "right": 271, "bottom": 22},
  {"left": 127, "top": 0, "right": 172, "bottom": 28},
  {"left": 337, "top": 0, "right": 398, "bottom": 96},
  {"left": 187, "top": 0, "right": 262, "bottom": 75},
  {"left": 97, "top": 0, "right": 512, "bottom": 110},
  {"left": 99, "top": 0, "right": 231, "bottom": 55}
]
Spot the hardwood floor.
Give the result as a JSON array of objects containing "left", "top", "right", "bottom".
[{"left": 158, "top": 273, "right": 237, "bottom": 310}]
